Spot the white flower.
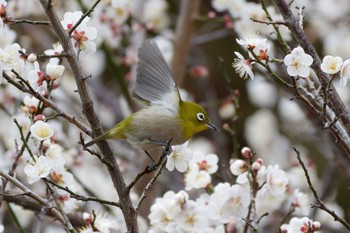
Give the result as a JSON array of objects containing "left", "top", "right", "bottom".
[
  {"left": 51, "top": 166, "right": 75, "bottom": 191},
  {"left": 46, "top": 144, "right": 65, "bottom": 167},
  {"left": 232, "top": 52, "right": 254, "bottom": 80},
  {"left": 24, "top": 156, "right": 54, "bottom": 184},
  {"left": 320, "top": 55, "right": 343, "bottom": 74},
  {"left": 284, "top": 47, "right": 313, "bottom": 77},
  {"left": 44, "top": 42, "right": 64, "bottom": 56},
  {"left": 111, "top": 0, "right": 131, "bottom": 8},
  {"left": 30, "top": 120, "right": 54, "bottom": 141},
  {"left": 60, "top": 11, "right": 97, "bottom": 58},
  {"left": 166, "top": 144, "right": 193, "bottom": 172},
  {"left": 229, "top": 159, "right": 247, "bottom": 176},
  {"left": 46, "top": 58, "right": 65, "bottom": 80},
  {"left": 184, "top": 165, "right": 211, "bottom": 190},
  {"left": 292, "top": 189, "right": 310, "bottom": 216},
  {"left": 281, "top": 217, "right": 321, "bottom": 233},
  {"left": 340, "top": 59, "right": 350, "bottom": 87},
  {"left": 0, "top": 224, "right": 3, "bottom": 233},
  {"left": 212, "top": 0, "right": 232, "bottom": 12},
  {"left": 23, "top": 96, "right": 40, "bottom": 112},
  {"left": 264, "top": 165, "right": 289, "bottom": 196},
  {"left": 0, "top": 43, "right": 22, "bottom": 81},
  {"left": 256, "top": 186, "right": 286, "bottom": 216},
  {"left": 189, "top": 151, "right": 219, "bottom": 174},
  {"left": 174, "top": 201, "right": 209, "bottom": 232},
  {"left": 58, "top": 194, "right": 77, "bottom": 214},
  {"left": 93, "top": 213, "right": 117, "bottom": 233},
  {"left": 208, "top": 183, "right": 250, "bottom": 223},
  {"left": 236, "top": 34, "right": 270, "bottom": 60}
]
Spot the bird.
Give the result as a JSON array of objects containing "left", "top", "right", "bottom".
[{"left": 85, "top": 40, "right": 218, "bottom": 150}]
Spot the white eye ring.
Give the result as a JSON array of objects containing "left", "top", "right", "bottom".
[{"left": 197, "top": 113, "right": 205, "bottom": 121}]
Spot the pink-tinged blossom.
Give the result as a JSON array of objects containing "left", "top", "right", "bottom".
[
  {"left": 184, "top": 165, "right": 211, "bottom": 190},
  {"left": 284, "top": 47, "right": 313, "bottom": 77},
  {"left": 22, "top": 96, "right": 40, "bottom": 113},
  {"left": 320, "top": 55, "right": 343, "bottom": 74},
  {"left": 281, "top": 217, "right": 321, "bottom": 233},
  {"left": 340, "top": 59, "right": 350, "bottom": 87},
  {"left": 44, "top": 42, "right": 64, "bottom": 56},
  {"left": 60, "top": 11, "right": 97, "bottom": 58},
  {"left": 232, "top": 52, "right": 254, "bottom": 80},
  {"left": 189, "top": 151, "right": 219, "bottom": 174},
  {"left": 236, "top": 34, "right": 270, "bottom": 60},
  {"left": 24, "top": 156, "right": 54, "bottom": 184}
]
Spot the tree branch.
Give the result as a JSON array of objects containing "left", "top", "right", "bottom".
[
  {"left": 171, "top": 0, "right": 200, "bottom": 85},
  {"left": 37, "top": 1, "right": 138, "bottom": 232}
]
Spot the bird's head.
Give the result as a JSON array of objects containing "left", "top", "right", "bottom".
[{"left": 178, "top": 101, "right": 219, "bottom": 139}]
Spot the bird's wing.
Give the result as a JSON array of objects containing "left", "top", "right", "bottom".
[{"left": 133, "top": 40, "right": 180, "bottom": 111}]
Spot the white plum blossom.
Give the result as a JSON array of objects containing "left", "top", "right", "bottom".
[
  {"left": 0, "top": 0, "right": 7, "bottom": 32},
  {"left": 111, "top": 0, "right": 131, "bottom": 8},
  {"left": 232, "top": 52, "right": 254, "bottom": 80},
  {"left": 281, "top": 217, "right": 321, "bottom": 233},
  {"left": 24, "top": 156, "right": 55, "bottom": 184},
  {"left": 255, "top": 186, "right": 286, "bottom": 216},
  {"left": 60, "top": 11, "right": 97, "bottom": 58},
  {"left": 0, "top": 43, "right": 22, "bottom": 82},
  {"left": 207, "top": 183, "right": 250, "bottom": 223},
  {"left": 44, "top": 42, "right": 64, "bottom": 56},
  {"left": 284, "top": 47, "right": 313, "bottom": 77},
  {"left": 189, "top": 151, "right": 219, "bottom": 174},
  {"left": 30, "top": 120, "right": 54, "bottom": 141},
  {"left": 27, "top": 61, "right": 44, "bottom": 90},
  {"left": 23, "top": 96, "right": 40, "bottom": 113},
  {"left": 166, "top": 144, "right": 193, "bottom": 172},
  {"left": 292, "top": 189, "right": 310, "bottom": 216},
  {"left": 212, "top": 0, "right": 232, "bottom": 12},
  {"left": 46, "top": 143, "right": 65, "bottom": 167},
  {"left": 82, "top": 212, "right": 116, "bottom": 233},
  {"left": 184, "top": 165, "right": 211, "bottom": 190},
  {"left": 46, "top": 58, "right": 65, "bottom": 80},
  {"left": 261, "top": 165, "right": 289, "bottom": 196},
  {"left": 50, "top": 166, "right": 75, "bottom": 191},
  {"left": 141, "top": 0, "right": 170, "bottom": 32},
  {"left": 320, "top": 55, "right": 343, "bottom": 74},
  {"left": 230, "top": 159, "right": 247, "bottom": 176},
  {"left": 340, "top": 59, "right": 350, "bottom": 87},
  {"left": 236, "top": 34, "right": 270, "bottom": 60}
]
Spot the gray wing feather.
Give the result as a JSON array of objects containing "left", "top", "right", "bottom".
[{"left": 133, "top": 40, "right": 177, "bottom": 103}]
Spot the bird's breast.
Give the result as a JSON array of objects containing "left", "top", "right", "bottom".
[{"left": 127, "top": 106, "right": 186, "bottom": 148}]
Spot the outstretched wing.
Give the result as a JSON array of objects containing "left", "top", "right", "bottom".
[{"left": 133, "top": 40, "right": 179, "bottom": 110}]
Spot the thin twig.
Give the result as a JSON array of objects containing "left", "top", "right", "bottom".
[
  {"left": 6, "top": 17, "right": 51, "bottom": 26},
  {"left": 0, "top": 170, "right": 65, "bottom": 224},
  {"left": 250, "top": 18, "right": 286, "bottom": 26},
  {"left": 46, "top": 179, "right": 121, "bottom": 208},
  {"left": 68, "top": 0, "right": 101, "bottom": 35},
  {"left": 293, "top": 146, "right": 350, "bottom": 230},
  {"left": 3, "top": 72, "right": 92, "bottom": 136}
]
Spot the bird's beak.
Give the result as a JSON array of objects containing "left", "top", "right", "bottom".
[{"left": 206, "top": 122, "right": 220, "bottom": 132}]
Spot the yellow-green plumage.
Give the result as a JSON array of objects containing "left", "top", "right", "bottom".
[{"left": 85, "top": 40, "right": 218, "bottom": 149}]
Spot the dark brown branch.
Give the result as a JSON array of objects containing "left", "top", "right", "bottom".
[
  {"left": 6, "top": 17, "right": 51, "bottom": 26},
  {"left": 293, "top": 146, "right": 350, "bottom": 231},
  {"left": 38, "top": 1, "right": 138, "bottom": 232}
]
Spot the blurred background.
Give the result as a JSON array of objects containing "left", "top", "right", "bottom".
[{"left": 1, "top": 0, "right": 350, "bottom": 232}]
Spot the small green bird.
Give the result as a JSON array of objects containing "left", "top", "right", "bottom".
[{"left": 85, "top": 40, "right": 218, "bottom": 150}]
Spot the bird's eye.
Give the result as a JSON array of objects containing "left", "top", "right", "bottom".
[{"left": 197, "top": 112, "right": 205, "bottom": 121}]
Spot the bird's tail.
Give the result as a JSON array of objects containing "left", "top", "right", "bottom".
[{"left": 85, "top": 131, "right": 110, "bottom": 147}]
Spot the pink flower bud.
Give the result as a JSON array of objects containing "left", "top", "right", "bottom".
[
  {"left": 255, "top": 158, "right": 264, "bottom": 165},
  {"left": 241, "top": 147, "right": 252, "bottom": 159},
  {"left": 312, "top": 221, "right": 321, "bottom": 230},
  {"left": 189, "top": 65, "right": 209, "bottom": 78},
  {"left": 34, "top": 114, "right": 46, "bottom": 122},
  {"left": 207, "top": 11, "right": 216, "bottom": 19}
]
